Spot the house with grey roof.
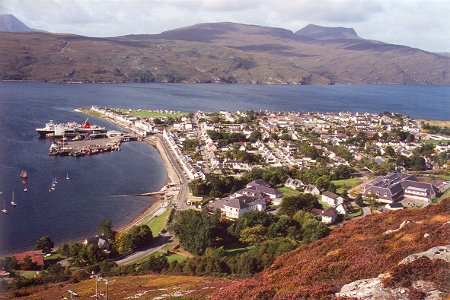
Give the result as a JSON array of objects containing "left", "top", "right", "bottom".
[
  {"left": 221, "top": 195, "right": 266, "bottom": 219},
  {"left": 364, "top": 172, "right": 438, "bottom": 203},
  {"left": 246, "top": 180, "right": 282, "bottom": 201}
]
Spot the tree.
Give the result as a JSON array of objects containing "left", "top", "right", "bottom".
[
  {"left": 292, "top": 210, "right": 329, "bottom": 243},
  {"left": 183, "top": 138, "right": 199, "bottom": 152},
  {"left": 99, "top": 219, "right": 114, "bottom": 240},
  {"left": 35, "top": 236, "right": 54, "bottom": 253},
  {"left": 118, "top": 225, "right": 153, "bottom": 254},
  {"left": 355, "top": 194, "right": 364, "bottom": 207},
  {"left": 249, "top": 130, "right": 262, "bottom": 142},
  {"left": 411, "top": 155, "right": 427, "bottom": 171},
  {"left": 169, "top": 210, "right": 219, "bottom": 255},
  {"left": 0, "top": 256, "right": 19, "bottom": 271},
  {"left": 385, "top": 146, "right": 396, "bottom": 157},
  {"left": 332, "top": 165, "right": 355, "bottom": 180},
  {"left": 231, "top": 210, "right": 279, "bottom": 237},
  {"left": 278, "top": 193, "right": 319, "bottom": 217},
  {"left": 21, "top": 256, "right": 37, "bottom": 270},
  {"left": 239, "top": 225, "right": 268, "bottom": 245}
]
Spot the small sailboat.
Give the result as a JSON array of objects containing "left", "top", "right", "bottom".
[
  {"left": 66, "top": 173, "right": 70, "bottom": 180},
  {"left": 10, "top": 191, "right": 16, "bottom": 206},
  {"left": 2, "top": 194, "right": 8, "bottom": 214},
  {"left": 23, "top": 185, "right": 28, "bottom": 192},
  {"left": 54, "top": 177, "right": 58, "bottom": 184}
]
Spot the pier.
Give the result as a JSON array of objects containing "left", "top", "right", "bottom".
[{"left": 48, "top": 136, "right": 136, "bottom": 157}]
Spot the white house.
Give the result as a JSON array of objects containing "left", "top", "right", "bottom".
[
  {"left": 221, "top": 196, "right": 266, "bottom": 219},
  {"left": 321, "top": 191, "right": 344, "bottom": 207},
  {"left": 304, "top": 185, "right": 320, "bottom": 196},
  {"left": 321, "top": 207, "right": 338, "bottom": 224}
]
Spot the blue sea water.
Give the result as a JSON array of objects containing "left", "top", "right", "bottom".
[{"left": 0, "top": 82, "right": 448, "bottom": 254}]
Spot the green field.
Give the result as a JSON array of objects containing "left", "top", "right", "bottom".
[
  {"left": 166, "top": 253, "right": 188, "bottom": 263},
  {"left": 79, "top": 108, "right": 104, "bottom": 118},
  {"left": 278, "top": 187, "right": 301, "bottom": 197},
  {"left": 141, "top": 207, "right": 173, "bottom": 236},
  {"left": 420, "top": 139, "right": 450, "bottom": 145},
  {"left": 331, "top": 178, "right": 363, "bottom": 188},
  {"left": 115, "top": 109, "right": 187, "bottom": 119}
]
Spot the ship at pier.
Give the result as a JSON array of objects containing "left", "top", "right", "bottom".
[{"left": 36, "top": 119, "right": 107, "bottom": 138}]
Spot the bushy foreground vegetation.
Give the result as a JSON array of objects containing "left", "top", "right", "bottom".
[{"left": 209, "top": 199, "right": 450, "bottom": 300}]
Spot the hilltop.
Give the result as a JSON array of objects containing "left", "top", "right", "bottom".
[{"left": 0, "top": 17, "right": 449, "bottom": 84}]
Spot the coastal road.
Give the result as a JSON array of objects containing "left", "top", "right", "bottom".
[
  {"left": 115, "top": 234, "right": 172, "bottom": 265},
  {"left": 156, "top": 135, "right": 189, "bottom": 210}
]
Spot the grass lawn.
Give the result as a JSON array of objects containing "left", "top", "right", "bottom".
[
  {"left": 44, "top": 253, "right": 63, "bottom": 261},
  {"left": 436, "top": 174, "right": 450, "bottom": 181},
  {"left": 166, "top": 253, "right": 188, "bottom": 263},
  {"left": 331, "top": 178, "right": 363, "bottom": 189},
  {"left": 17, "top": 270, "right": 39, "bottom": 279},
  {"left": 141, "top": 207, "right": 173, "bottom": 236},
  {"left": 79, "top": 108, "right": 104, "bottom": 118},
  {"left": 346, "top": 208, "right": 363, "bottom": 219},
  {"left": 161, "top": 243, "right": 175, "bottom": 251},
  {"left": 318, "top": 200, "right": 330, "bottom": 209},
  {"left": 420, "top": 139, "right": 450, "bottom": 145},
  {"left": 278, "top": 187, "right": 301, "bottom": 197},
  {"left": 437, "top": 188, "right": 450, "bottom": 202},
  {"left": 224, "top": 246, "right": 253, "bottom": 257},
  {"left": 115, "top": 109, "right": 187, "bottom": 119}
]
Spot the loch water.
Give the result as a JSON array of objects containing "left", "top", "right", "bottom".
[{"left": 0, "top": 82, "right": 448, "bottom": 254}]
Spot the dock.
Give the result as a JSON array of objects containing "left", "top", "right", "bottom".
[{"left": 48, "top": 136, "right": 136, "bottom": 157}]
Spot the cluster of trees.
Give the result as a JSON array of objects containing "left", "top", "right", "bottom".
[
  {"left": 116, "top": 225, "right": 153, "bottom": 254},
  {"left": 207, "top": 130, "right": 247, "bottom": 147},
  {"left": 224, "top": 147, "right": 262, "bottom": 164},
  {"left": 58, "top": 242, "right": 107, "bottom": 266},
  {"left": 421, "top": 122, "right": 450, "bottom": 135},
  {"left": 189, "top": 166, "right": 293, "bottom": 198},
  {"left": 189, "top": 175, "right": 244, "bottom": 198},
  {"left": 182, "top": 138, "right": 200, "bottom": 153}
]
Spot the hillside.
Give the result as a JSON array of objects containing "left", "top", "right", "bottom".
[
  {"left": 2, "top": 199, "right": 448, "bottom": 299},
  {"left": 210, "top": 199, "right": 450, "bottom": 299},
  {"left": 1, "top": 20, "right": 449, "bottom": 84}
]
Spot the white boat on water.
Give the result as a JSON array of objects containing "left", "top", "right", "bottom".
[
  {"left": 1, "top": 192, "right": 8, "bottom": 214},
  {"left": 11, "top": 191, "right": 16, "bottom": 206},
  {"left": 66, "top": 173, "right": 70, "bottom": 180}
]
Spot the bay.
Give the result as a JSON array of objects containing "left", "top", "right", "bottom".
[{"left": 0, "top": 82, "right": 448, "bottom": 254}]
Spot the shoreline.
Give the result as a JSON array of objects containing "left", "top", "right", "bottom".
[{"left": 78, "top": 109, "right": 179, "bottom": 234}]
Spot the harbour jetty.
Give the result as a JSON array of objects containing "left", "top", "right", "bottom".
[{"left": 48, "top": 135, "right": 137, "bottom": 157}]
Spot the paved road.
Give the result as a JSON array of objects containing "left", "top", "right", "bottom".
[
  {"left": 115, "top": 234, "right": 172, "bottom": 265},
  {"left": 156, "top": 135, "right": 189, "bottom": 210}
]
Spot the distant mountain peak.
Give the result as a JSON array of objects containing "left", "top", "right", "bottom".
[
  {"left": 0, "top": 14, "right": 36, "bottom": 32},
  {"left": 295, "top": 24, "right": 360, "bottom": 40}
]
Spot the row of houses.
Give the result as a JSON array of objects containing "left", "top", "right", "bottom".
[{"left": 163, "top": 129, "right": 205, "bottom": 180}]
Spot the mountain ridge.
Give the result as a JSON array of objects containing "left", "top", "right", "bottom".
[{"left": 0, "top": 15, "right": 449, "bottom": 85}]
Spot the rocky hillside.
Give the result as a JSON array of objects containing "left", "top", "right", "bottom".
[
  {"left": 210, "top": 199, "right": 450, "bottom": 299},
  {"left": 0, "top": 19, "right": 449, "bottom": 84}
]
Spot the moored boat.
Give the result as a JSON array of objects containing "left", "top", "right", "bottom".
[{"left": 20, "top": 170, "right": 28, "bottom": 179}]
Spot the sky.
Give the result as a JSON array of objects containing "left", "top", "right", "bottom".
[{"left": 1, "top": 0, "right": 449, "bottom": 53}]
